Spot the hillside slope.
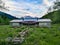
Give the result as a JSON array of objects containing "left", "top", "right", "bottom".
[
  {"left": 42, "top": 10, "right": 60, "bottom": 23},
  {"left": 0, "top": 11, "right": 18, "bottom": 24}
]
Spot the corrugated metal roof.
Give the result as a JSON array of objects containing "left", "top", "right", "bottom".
[
  {"left": 10, "top": 19, "right": 52, "bottom": 23},
  {"left": 10, "top": 20, "right": 23, "bottom": 22},
  {"left": 38, "top": 19, "right": 52, "bottom": 22}
]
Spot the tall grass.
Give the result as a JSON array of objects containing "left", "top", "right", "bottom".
[{"left": 0, "top": 24, "right": 60, "bottom": 45}]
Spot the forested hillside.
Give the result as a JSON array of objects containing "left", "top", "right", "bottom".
[
  {"left": 42, "top": 10, "right": 60, "bottom": 23},
  {"left": 0, "top": 11, "right": 18, "bottom": 24}
]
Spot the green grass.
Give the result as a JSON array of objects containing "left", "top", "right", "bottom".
[
  {"left": 0, "top": 25, "right": 27, "bottom": 38},
  {"left": 22, "top": 24, "right": 60, "bottom": 45},
  {"left": 0, "top": 24, "right": 60, "bottom": 45}
]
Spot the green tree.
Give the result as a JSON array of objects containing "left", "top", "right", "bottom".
[
  {"left": 46, "top": 0, "right": 60, "bottom": 23},
  {"left": 53, "top": 10, "right": 60, "bottom": 23},
  {"left": 0, "top": 15, "right": 11, "bottom": 25}
]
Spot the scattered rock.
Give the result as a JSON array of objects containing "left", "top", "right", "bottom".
[
  {"left": 18, "top": 30, "right": 29, "bottom": 37},
  {"left": 6, "top": 30, "right": 29, "bottom": 44},
  {"left": 5, "top": 37, "right": 12, "bottom": 42},
  {"left": 19, "top": 37, "right": 25, "bottom": 43},
  {"left": 12, "top": 37, "right": 21, "bottom": 44}
]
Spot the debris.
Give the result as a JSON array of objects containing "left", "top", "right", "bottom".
[
  {"left": 5, "top": 37, "right": 12, "bottom": 42},
  {"left": 5, "top": 29, "right": 29, "bottom": 45},
  {"left": 12, "top": 30, "right": 29, "bottom": 44}
]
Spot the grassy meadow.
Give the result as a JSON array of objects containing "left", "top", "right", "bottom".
[{"left": 0, "top": 24, "right": 60, "bottom": 45}]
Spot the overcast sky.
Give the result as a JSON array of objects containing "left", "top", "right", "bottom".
[{"left": 1, "top": 0, "right": 56, "bottom": 18}]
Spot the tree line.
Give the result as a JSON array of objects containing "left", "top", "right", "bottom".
[{"left": 0, "top": 15, "right": 11, "bottom": 25}]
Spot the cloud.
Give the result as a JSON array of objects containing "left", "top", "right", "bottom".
[
  {"left": 0, "top": 0, "right": 56, "bottom": 18},
  {"left": 43, "top": 0, "right": 50, "bottom": 6}
]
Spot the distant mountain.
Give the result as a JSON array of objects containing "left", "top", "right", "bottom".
[
  {"left": 0, "top": 11, "right": 18, "bottom": 19},
  {"left": 0, "top": 11, "right": 18, "bottom": 24}
]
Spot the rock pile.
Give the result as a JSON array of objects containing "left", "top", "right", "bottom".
[
  {"left": 5, "top": 29, "right": 29, "bottom": 45},
  {"left": 18, "top": 30, "right": 29, "bottom": 37},
  {"left": 12, "top": 37, "right": 24, "bottom": 44}
]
